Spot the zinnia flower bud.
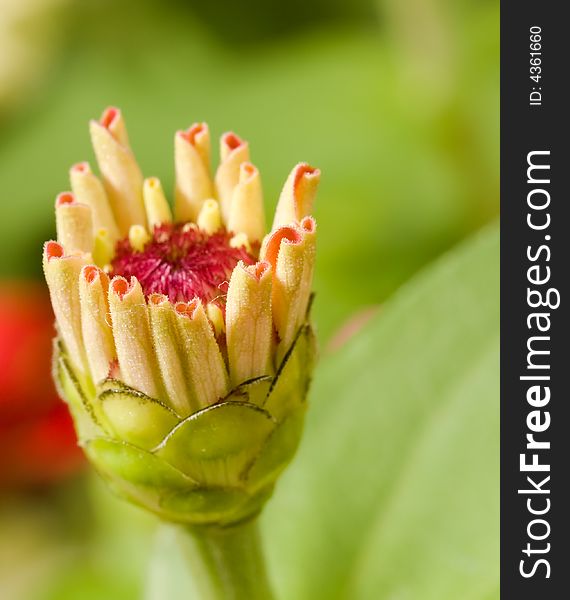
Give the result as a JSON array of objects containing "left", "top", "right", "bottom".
[{"left": 44, "top": 108, "right": 319, "bottom": 526}]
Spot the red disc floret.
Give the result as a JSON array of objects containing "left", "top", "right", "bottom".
[{"left": 111, "top": 223, "right": 255, "bottom": 304}]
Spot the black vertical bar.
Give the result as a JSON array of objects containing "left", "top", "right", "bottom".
[{"left": 501, "top": 2, "right": 568, "bottom": 598}]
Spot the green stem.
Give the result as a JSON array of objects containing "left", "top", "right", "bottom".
[{"left": 179, "top": 519, "right": 275, "bottom": 600}]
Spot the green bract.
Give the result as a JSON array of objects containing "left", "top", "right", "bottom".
[{"left": 55, "top": 323, "right": 316, "bottom": 527}]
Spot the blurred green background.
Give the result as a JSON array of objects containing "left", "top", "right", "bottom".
[{"left": 0, "top": 0, "right": 498, "bottom": 598}]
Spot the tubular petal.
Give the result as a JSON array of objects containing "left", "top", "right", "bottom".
[
  {"left": 272, "top": 163, "right": 320, "bottom": 230},
  {"left": 55, "top": 192, "right": 94, "bottom": 254},
  {"left": 79, "top": 266, "right": 116, "bottom": 383},
  {"left": 206, "top": 303, "right": 225, "bottom": 336},
  {"left": 43, "top": 242, "right": 88, "bottom": 372},
  {"left": 215, "top": 132, "right": 250, "bottom": 224},
  {"left": 100, "top": 106, "right": 130, "bottom": 147},
  {"left": 174, "top": 124, "right": 213, "bottom": 222},
  {"left": 226, "top": 260, "right": 273, "bottom": 386},
  {"left": 143, "top": 177, "right": 172, "bottom": 228},
  {"left": 181, "top": 123, "right": 211, "bottom": 170},
  {"left": 108, "top": 276, "right": 162, "bottom": 399},
  {"left": 90, "top": 111, "right": 146, "bottom": 235},
  {"left": 227, "top": 162, "right": 266, "bottom": 242},
  {"left": 128, "top": 224, "right": 151, "bottom": 252},
  {"left": 70, "top": 162, "right": 120, "bottom": 241},
  {"left": 148, "top": 294, "right": 191, "bottom": 416},
  {"left": 92, "top": 228, "right": 115, "bottom": 267},
  {"left": 261, "top": 223, "right": 313, "bottom": 354},
  {"left": 197, "top": 199, "right": 222, "bottom": 234},
  {"left": 175, "top": 299, "right": 229, "bottom": 410}
]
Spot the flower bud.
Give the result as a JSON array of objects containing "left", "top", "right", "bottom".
[{"left": 46, "top": 109, "right": 319, "bottom": 526}]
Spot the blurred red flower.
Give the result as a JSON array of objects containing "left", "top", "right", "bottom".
[{"left": 0, "top": 282, "right": 84, "bottom": 488}]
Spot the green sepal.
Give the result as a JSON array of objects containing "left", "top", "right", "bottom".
[
  {"left": 97, "top": 378, "right": 131, "bottom": 394},
  {"left": 84, "top": 438, "right": 218, "bottom": 525},
  {"left": 246, "top": 404, "right": 307, "bottom": 493},
  {"left": 159, "top": 488, "right": 251, "bottom": 525},
  {"left": 53, "top": 341, "right": 102, "bottom": 440},
  {"left": 99, "top": 390, "right": 181, "bottom": 450},
  {"left": 225, "top": 376, "right": 273, "bottom": 406},
  {"left": 265, "top": 324, "right": 316, "bottom": 421},
  {"left": 155, "top": 402, "right": 275, "bottom": 487},
  {"left": 85, "top": 437, "right": 198, "bottom": 490}
]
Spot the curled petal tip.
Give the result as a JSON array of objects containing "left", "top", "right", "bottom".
[
  {"left": 175, "top": 298, "right": 201, "bottom": 319},
  {"left": 295, "top": 162, "right": 320, "bottom": 182},
  {"left": 148, "top": 292, "right": 169, "bottom": 306},
  {"left": 262, "top": 225, "right": 303, "bottom": 269},
  {"left": 56, "top": 192, "right": 76, "bottom": 207},
  {"left": 222, "top": 132, "right": 246, "bottom": 152},
  {"left": 110, "top": 275, "right": 136, "bottom": 300},
  {"left": 71, "top": 162, "right": 90, "bottom": 174},
  {"left": 44, "top": 241, "right": 65, "bottom": 261},
  {"left": 82, "top": 265, "right": 102, "bottom": 284},
  {"left": 254, "top": 260, "right": 271, "bottom": 279},
  {"left": 179, "top": 122, "right": 208, "bottom": 145},
  {"left": 300, "top": 215, "right": 317, "bottom": 233},
  {"left": 240, "top": 162, "right": 257, "bottom": 181},
  {"left": 244, "top": 260, "right": 271, "bottom": 281},
  {"left": 272, "top": 163, "right": 320, "bottom": 230},
  {"left": 100, "top": 106, "right": 120, "bottom": 129}
]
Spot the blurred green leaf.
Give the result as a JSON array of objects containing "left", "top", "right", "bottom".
[
  {"left": 263, "top": 222, "right": 499, "bottom": 599},
  {"left": 144, "top": 222, "right": 498, "bottom": 599}
]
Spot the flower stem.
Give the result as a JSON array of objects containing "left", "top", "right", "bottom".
[{"left": 179, "top": 519, "right": 275, "bottom": 600}]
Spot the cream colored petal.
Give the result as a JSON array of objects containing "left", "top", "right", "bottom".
[
  {"left": 197, "top": 199, "right": 222, "bottom": 234},
  {"left": 148, "top": 294, "right": 191, "bottom": 416},
  {"left": 229, "top": 232, "right": 252, "bottom": 254},
  {"left": 70, "top": 162, "right": 120, "bottom": 241},
  {"left": 226, "top": 260, "right": 273, "bottom": 386},
  {"left": 79, "top": 266, "right": 116, "bottom": 383},
  {"left": 261, "top": 219, "right": 317, "bottom": 354},
  {"left": 296, "top": 216, "right": 317, "bottom": 326},
  {"left": 175, "top": 299, "right": 229, "bottom": 410},
  {"left": 227, "top": 162, "right": 265, "bottom": 242},
  {"left": 272, "top": 163, "right": 320, "bottom": 230},
  {"left": 206, "top": 303, "right": 225, "bottom": 336},
  {"left": 143, "top": 177, "right": 172, "bottom": 228},
  {"left": 108, "top": 276, "right": 161, "bottom": 399},
  {"left": 215, "top": 132, "right": 250, "bottom": 224},
  {"left": 128, "top": 224, "right": 151, "bottom": 252},
  {"left": 43, "top": 241, "right": 88, "bottom": 373},
  {"left": 90, "top": 108, "right": 146, "bottom": 235},
  {"left": 100, "top": 106, "right": 130, "bottom": 147},
  {"left": 55, "top": 192, "right": 94, "bottom": 254},
  {"left": 174, "top": 124, "right": 213, "bottom": 222},
  {"left": 92, "top": 228, "right": 115, "bottom": 268}
]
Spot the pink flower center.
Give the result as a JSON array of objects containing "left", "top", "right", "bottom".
[{"left": 110, "top": 223, "right": 255, "bottom": 304}]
